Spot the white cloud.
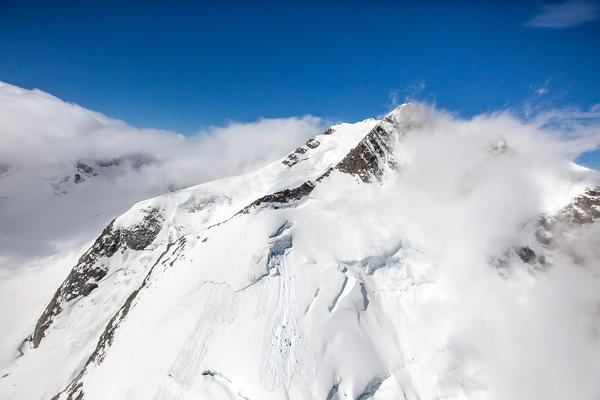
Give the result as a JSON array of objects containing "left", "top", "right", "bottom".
[
  {"left": 0, "top": 81, "right": 322, "bottom": 261},
  {"left": 534, "top": 78, "right": 551, "bottom": 95},
  {"left": 298, "top": 103, "right": 600, "bottom": 398},
  {"left": 525, "top": 1, "right": 600, "bottom": 28}
]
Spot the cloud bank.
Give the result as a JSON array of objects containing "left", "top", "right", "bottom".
[
  {"left": 306, "top": 105, "right": 600, "bottom": 398},
  {"left": 382, "top": 108, "right": 600, "bottom": 399},
  {"left": 1, "top": 80, "right": 599, "bottom": 266},
  {"left": 0, "top": 81, "right": 322, "bottom": 261},
  {"left": 525, "top": 1, "right": 600, "bottom": 28}
]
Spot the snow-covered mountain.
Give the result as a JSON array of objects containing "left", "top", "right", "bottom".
[{"left": 2, "top": 104, "right": 600, "bottom": 400}]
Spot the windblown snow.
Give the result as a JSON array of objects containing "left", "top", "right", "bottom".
[{"left": 2, "top": 103, "right": 600, "bottom": 400}]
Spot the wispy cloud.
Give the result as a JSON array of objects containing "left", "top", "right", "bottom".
[
  {"left": 525, "top": 1, "right": 600, "bottom": 28},
  {"left": 535, "top": 78, "right": 551, "bottom": 95},
  {"left": 387, "top": 81, "right": 427, "bottom": 115},
  {"left": 529, "top": 78, "right": 553, "bottom": 96}
]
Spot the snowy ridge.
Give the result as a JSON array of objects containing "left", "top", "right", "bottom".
[{"left": 2, "top": 104, "right": 600, "bottom": 400}]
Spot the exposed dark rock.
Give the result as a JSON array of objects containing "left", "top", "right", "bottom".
[
  {"left": 90, "top": 238, "right": 183, "bottom": 363},
  {"left": 295, "top": 147, "right": 307, "bottom": 154},
  {"left": 75, "top": 161, "right": 98, "bottom": 177},
  {"left": 73, "top": 174, "right": 84, "bottom": 184},
  {"left": 31, "top": 208, "right": 164, "bottom": 348},
  {"left": 32, "top": 220, "right": 121, "bottom": 347},
  {"left": 557, "top": 187, "right": 600, "bottom": 224},
  {"left": 534, "top": 187, "right": 600, "bottom": 249},
  {"left": 95, "top": 159, "right": 120, "bottom": 168},
  {"left": 238, "top": 181, "right": 315, "bottom": 214},
  {"left": 53, "top": 238, "right": 185, "bottom": 400},
  {"left": 282, "top": 153, "right": 300, "bottom": 168},
  {"left": 336, "top": 123, "right": 396, "bottom": 183},
  {"left": 121, "top": 208, "right": 164, "bottom": 250},
  {"left": 315, "top": 167, "right": 333, "bottom": 182},
  {"left": 324, "top": 127, "right": 335, "bottom": 135},
  {"left": 306, "top": 138, "right": 320, "bottom": 149},
  {"left": 493, "top": 187, "right": 600, "bottom": 275},
  {"left": 517, "top": 246, "right": 536, "bottom": 264}
]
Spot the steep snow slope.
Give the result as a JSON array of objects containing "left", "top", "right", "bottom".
[{"left": 2, "top": 104, "right": 600, "bottom": 400}]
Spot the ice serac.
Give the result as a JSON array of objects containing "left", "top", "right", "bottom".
[{"left": 2, "top": 104, "right": 600, "bottom": 400}]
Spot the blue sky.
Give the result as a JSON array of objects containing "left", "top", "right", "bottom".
[{"left": 0, "top": 1, "right": 599, "bottom": 143}]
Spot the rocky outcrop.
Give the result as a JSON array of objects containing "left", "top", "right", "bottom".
[
  {"left": 306, "top": 138, "right": 320, "bottom": 149},
  {"left": 52, "top": 238, "right": 185, "bottom": 400},
  {"left": 31, "top": 208, "right": 164, "bottom": 348},
  {"left": 31, "top": 221, "right": 120, "bottom": 347},
  {"left": 336, "top": 104, "right": 426, "bottom": 183},
  {"left": 535, "top": 187, "right": 600, "bottom": 248},
  {"left": 335, "top": 123, "right": 397, "bottom": 183},
  {"left": 556, "top": 187, "right": 600, "bottom": 225},
  {"left": 238, "top": 182, "right": 316, "bottom": 214},
  {"left": 493, "top": 187, "right": 600, "bottom": 275},
  {"left": 120, "top": 208, "right": 164, "bottom": 250},
  {"left": 281, "top": 153, "right": 301, "bottom": 168}
]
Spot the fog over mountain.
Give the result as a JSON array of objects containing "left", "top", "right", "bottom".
[
  {"left": 0, "top": 81, "right": 321, "bottom": 261},
  {"left": 1, "top": 83, "right": 600, "bottom": 399}
]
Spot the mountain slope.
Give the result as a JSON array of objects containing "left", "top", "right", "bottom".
[{"left": 2, "top": 104, "right": 600, "bottom": 400}]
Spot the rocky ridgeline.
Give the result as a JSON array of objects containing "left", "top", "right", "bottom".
[
  {"left": 251, "top": 106, "right": 425, "bottom": 213},
  {"left": 494, "top": 187, "right": 600, "bottom": 274},
  {"left": 31, "top": 207, "right": 164, "bottom": 348}
]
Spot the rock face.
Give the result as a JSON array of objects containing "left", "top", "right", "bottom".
[
  {"left": 492, "top": 186, "right": 600, "bottom": 275},
  {"left": 120, "top": 208, "right": 164, "bottom": 250},
  {"left": 336, "top": 104, "right": 423, "bottom": 182},
  {"left": 557, "top": 187, "right": 600, "bottom": 224},
  {"left": 239, "top": 181, "right": 316, "bottom": 214},
  {"left": 305, "top": 138, "right": 320, "bottom": 149},
  {"left": 31, "top": 221, "right": 120, "bottom": 348},
  {"left": 54, "top": 238, "right": 185, "bottom": 400},
  {"left": 281, "top": 153, "right": 300, "bottom": 168},
  {"left": 336, "top": 123, "right": 397, "bottom": 183},
  {"left": 49, "top": 154, "right": 159, "bottom": 195},
  {"left": 31, "top": 208, "right": 164, "bottom": 348}
]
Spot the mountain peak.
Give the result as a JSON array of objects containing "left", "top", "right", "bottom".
[{"left": 3, "top": 103, "right": 600, "bottom": 400}]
